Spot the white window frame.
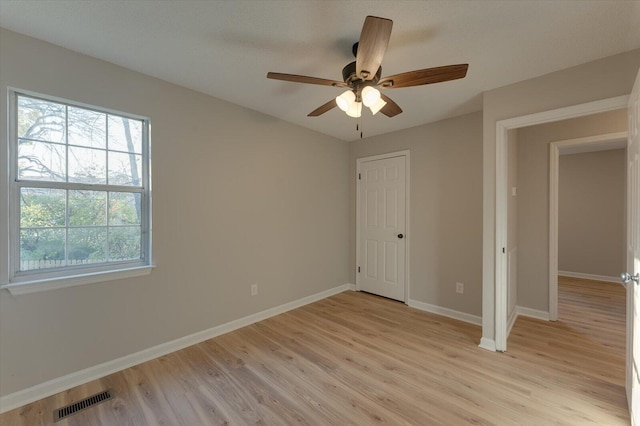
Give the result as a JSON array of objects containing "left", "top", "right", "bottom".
[{"left": 1, "top": 89, "right": 153, "bottom": 295}]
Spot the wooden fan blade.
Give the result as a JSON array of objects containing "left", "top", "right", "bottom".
[
  {"left": 379, "top": 94, "right": 402, "bottom": 117},
  {"left": 378, "top": 64, "right": 468, "bottom": 89},
  {"left": 308, "top": 99, "right": 337, "bottom": 117},
  {"left": 267, "top": 72, "right": 347, "bottom": 87},
  {"left": 356, "top": 16, "right": 393, "bottom": 81}
]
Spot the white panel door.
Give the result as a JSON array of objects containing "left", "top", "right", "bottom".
[
  {"left": 627, "top": 67, "right": 640, "bottom": 425},
  {"left": 358, "top": 155, "right": 406, "bottom": 301}
]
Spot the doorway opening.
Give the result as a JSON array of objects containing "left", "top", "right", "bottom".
[
  {"left": 498, "top": 111, "right": 631, "bottom": 419},
  {"left": 492, "top": 95, "right": 629, "bottom": 352},
  {"left": 549, "top": 132, "right": 627, "bottom": 319}
]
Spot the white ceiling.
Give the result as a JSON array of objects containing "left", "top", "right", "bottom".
[{"left": 1, "top": 1, "right": 639, "bottom": 141}]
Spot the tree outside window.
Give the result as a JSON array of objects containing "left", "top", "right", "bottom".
[{"left": 12, "top": 93, "right": 150, "bottom": 275}]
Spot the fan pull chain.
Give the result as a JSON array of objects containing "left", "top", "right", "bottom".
[{"left": 355, "top": 116, "right": 364, "bottom": 139}]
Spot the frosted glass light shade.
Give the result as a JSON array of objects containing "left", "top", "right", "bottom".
[
  {"left": 369, "top": 97, "right": 387, "bottom": 115},
  {"left": 361, "top": 86, "right": 381, "bottom": 107},
  {"left": 346, "top": 101, "right": 362, "bottom": 118},
  {"left": 336, "top": 90, "right": 356, "bottom": 112}
]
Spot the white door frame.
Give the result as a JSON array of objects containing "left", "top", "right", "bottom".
[
  {"left": 493, "top": 95, "right": 629, "bottom": 352},
  {"left": 548, "top": 131, "right": 628, "bottom": 320},
  {"left": 356, "top": 150, "right": 410, "bottom": 303}
]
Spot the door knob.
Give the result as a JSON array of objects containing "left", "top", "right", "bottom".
[
  {"left": 621, "top": 272, "right": 639, "bottom": 284},
  {"left": 397, "top": 234, "right": 404, "bottom": 239}
]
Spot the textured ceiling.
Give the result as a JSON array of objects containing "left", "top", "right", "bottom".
[{"left": 1, "top": 0, "right": 639, "bottom": 141}]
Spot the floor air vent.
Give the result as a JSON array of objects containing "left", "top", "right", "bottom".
[{"left": 53, "top": 389, "right": 113, "bottom": 422}]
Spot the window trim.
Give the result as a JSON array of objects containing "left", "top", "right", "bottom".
[
  {"left": 3, "top": 88, "right": 153, "bottom": 295},
  {"left": 1, "top": 265, "right": 154, "bottom": 295}
]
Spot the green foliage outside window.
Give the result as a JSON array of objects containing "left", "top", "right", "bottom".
[{"left": 16, "top": 94, "right": 146, "bottom": 272}]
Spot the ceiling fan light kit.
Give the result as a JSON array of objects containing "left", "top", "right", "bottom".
[
  {"left": 345, "top": 101, "right": 363, "bottom": 118},
  {"left": 336, "top": 90, "right": 356, "bottom": 112},
  {"left": 369, "top": 97, "right": 387, "bottom": 115},
  {"left": 361, "top": 86, "right": 381, "bottom": 107},
  {"left": 267, "top": 15, "right": 469, "bottom": 120},
  {"left": 336, "top": 86, "right": 384, "bottom": 117}
]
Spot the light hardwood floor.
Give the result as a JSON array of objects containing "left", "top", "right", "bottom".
[{"left": 0, "top": 277, "right": 629, "bottom": 425}]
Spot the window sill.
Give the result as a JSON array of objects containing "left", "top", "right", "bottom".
[{"left": 1, "top": 265, "right": 155, "bottom": 295}]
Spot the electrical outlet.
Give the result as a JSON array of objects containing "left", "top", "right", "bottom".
[
  {"left": 456, "top": 282, "right": 464, "bottom": 294},
  {"left": 251, "top": 283, "right": 258, "bottom": 296}
]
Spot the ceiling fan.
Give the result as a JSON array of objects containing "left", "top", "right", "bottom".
[{"left": 267, "top": 16, "right": 468, "bottom": 119}]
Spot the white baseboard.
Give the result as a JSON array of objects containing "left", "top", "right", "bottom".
[
  {"left": 507, "top": 307, "right": 518, "bottom": 336},
  {"left": 516, "top": 306, "right": 550, "bottom": 321},
  {"left": 0, "top": 283, "right": 354, "bottom": 414},
  {"left": 478, "top": 337, "right": 496, "bottom": 352},
  {"left": 558, "top": 270, "right": 621, "bottom": 284},
  {"left": 407, "top": 299, "right": 482, "bottom": 326}
]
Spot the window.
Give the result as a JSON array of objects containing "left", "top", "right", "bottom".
[{"left": 4, "top": 90, "right": 152, "bottom": 294}]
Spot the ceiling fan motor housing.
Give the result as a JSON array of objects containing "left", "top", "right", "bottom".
[{"left": 342, "top": 61, "right": 382, "bottom": 86}]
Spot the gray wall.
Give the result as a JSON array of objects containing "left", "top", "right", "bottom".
[
  {"left": 558, "top": 149, "right": 626, "bottom": 277},
  {"left": 516, "top": 110, "right": 627, "bottom": 311},
  {"left": 349, "top": 112, "right": 484, "bottom": 316},
  {"left": 482, "top": 49, "right": 640, "bottom": 341},
  {"left": 0, "top": 29, "right": 350, "bottom": 397}
]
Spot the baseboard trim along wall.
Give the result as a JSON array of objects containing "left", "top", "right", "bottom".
[
  {"left": 0, "top": 283, "right": 356, "bottom": 414},
  {"left": 515, "top": 306, "right": 551, "bottom": 322},
  {"left": 407, "top": 299, "right": 482, "bottom": 326},
  {"left": 507, "top": 307, "right": 518, "bottom": 336},
  {"left": 558, "top": 271, "right": 621, "bottom": 284},
  {"left": 478, "top": 337, "right": 497, "bottom": 352},
  {"left": 504, "top": 306, "right": 551, "bottom": 340}
]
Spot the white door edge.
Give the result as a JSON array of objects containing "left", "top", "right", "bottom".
[
  {"left": 626, "top": 67, "right": 640, "bottom": 425},
  {"left": 356, "top": 150, "right": 410, "bottom": 304}
]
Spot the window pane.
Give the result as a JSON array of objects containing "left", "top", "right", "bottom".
[
  {"left": 20, "top": 228, "right": 66, "bottom": 271},
  {"left": 108, "top": 151, "right": 141, "bottom": 186},
  {"left": 20, "top": 188, "right": 66, "bottom": 227},
  {"left": 18, "top": 96, "right": 65, "bottom": 143},
  {"left": 68, "top": 106, "right": 106, "bottom": 149},
  {"left": 108, "top": 116, "right": 142, "bottom": 154},
  {"left": 68, "top": 146, "right": 107, "bottom": 184},
  {"left": 109, "top": 192, "right": 141, "bottom": 225},
  {"left": 68, "top": 227, "right": 107, "bottom": 264},
  {"left": 108, "top": 226, "right": 141, "bottom": 261},
  {"left": 69, "top": 190, "right": 107, "bottom": 226},
  {"left": 18, "top": 140, "right": 66, "bottom": 182},
  {"left": 12, "top": 92, "right": 150, "bottom": 278}
]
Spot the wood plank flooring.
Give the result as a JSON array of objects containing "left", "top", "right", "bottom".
[{"left": 0, "top": 277, "right": 629, "bottom": 425}]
